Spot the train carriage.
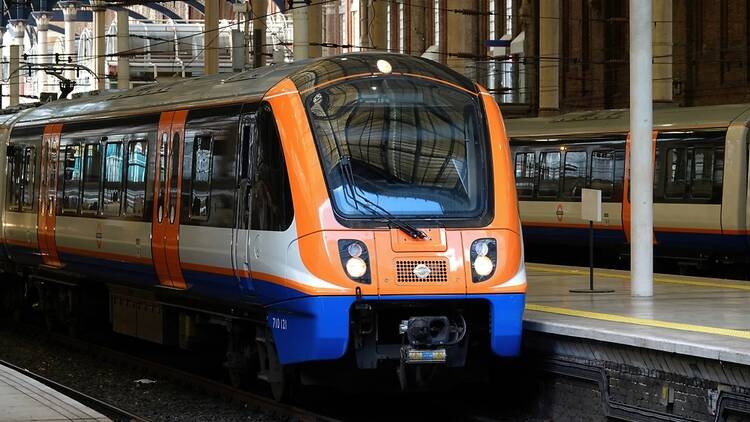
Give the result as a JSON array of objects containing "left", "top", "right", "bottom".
[
  {"left": 0, "top": 53, "right": 526, "bottom": 399},
  {"left": 506, "top": 105, "right": 750, "bottom": 266}
]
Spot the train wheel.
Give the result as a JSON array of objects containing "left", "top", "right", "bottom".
[{"left": 256, "top": 327, "right": 296, "bottom": 402}]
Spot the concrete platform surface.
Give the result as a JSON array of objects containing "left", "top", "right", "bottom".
[
  {"left": 524, "top": 263, "right": 750, "bottom": 365},
  {"left": 0, "top": 363, "right": 110, "bottom": 422}
]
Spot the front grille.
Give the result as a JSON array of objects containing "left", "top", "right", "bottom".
[{"left": 395, "top": 260, "right": 448, "bottom": 283}]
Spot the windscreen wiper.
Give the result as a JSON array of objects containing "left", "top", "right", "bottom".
[{"left": 340, "top": 157, "right": 427, "bottom": 239}]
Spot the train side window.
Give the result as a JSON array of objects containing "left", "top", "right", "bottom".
[
  {"left": 562, "top": 150, "right": 587, "bottom": 199},
  {"left": 125, "top": 141, "right": 148, "bottom": 217},
  {"left": 82, "top": 143, "right": 102, "bottom": 214},
  {"left": 103, "top": 142, "right": 124, "bottom": 216},
  {"left": 514, "top": 152, "right": 536, "bottom": 198},
  {"left": 689, "top": 148, "right": 713, "bottom": 199},
  {"left": 62, "top": 144, "right": 82, "bottom": 214},
  {"left": 713, "top": 148, "right": 724, "bottom": 200},
  {"left": 537, "top": 151, "right": 561, "bottom": 199},
  {"left": 6, "top": 147, "right": 22, "bottom": 211},
  {"left": 664, "top": 148, "right": 686, "bottom": 199},
  {"left": 251, "top": 104, "right": 293, "bottom": 231},
  {"left": 190, "top": 135, "right": 213, "bottom": 220},
  {"left": 21, "top": 147, "right": 35, "bottom": 211},
  {"left": 590, "top": 150, "right": 614, "bottom": 199}
]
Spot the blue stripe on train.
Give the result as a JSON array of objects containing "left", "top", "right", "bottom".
[
  {"left": 522, "top": 225, "right": 748, "bottom": 255},
  {"left": 266, "top": 291, "right": 526, "bottom": 365}
]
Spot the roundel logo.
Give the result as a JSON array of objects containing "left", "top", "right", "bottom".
[
  {"left": 413, "top": 264, "right": 431, "bottom": 279},
  {"left": 556, "top": 204, "right": 564, "bottom": 222}
]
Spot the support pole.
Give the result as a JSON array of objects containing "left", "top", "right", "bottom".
[
  {"left": 629, "top": 0, "right": 654, "bottom": 297},
  {"left": 292, "top": 1, "right": 309, "bottom": 60},
  {"left": 360, "top": 0, "right": 387, "bottom": 51},
  {"left": 652, "top": 0, "right": 672, "bottom": 103},
  {"left": 251, "top": 0, "right": 267, "bottom": 67},
  {"left": 34, "top": 13, "right": 50, "bottom": 96},
  {"left": 204, "top": 0, "right": 219, "bottom": 75},
  {"left": 116, "top": 8, "right": 130, "bottom": 89},
  {"left": 9, "top": 44, "right": 19, "bottom": 106},
  {"left": 60, "top": 1, "right": 79, "bottom": 82},
  {"left": 538, "top": 0, "right": 560, "bottom": 115},
  {"left": 409, "top": 0, "right": 427, "bottom": 56},
  {"left": 308, "top": 1, "right": 322, "bottom": 58},
  {"left": 91, "top": 1, "right": 106, "bottom": 91}
]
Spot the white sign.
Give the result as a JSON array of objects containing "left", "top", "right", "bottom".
[{"left": 581, "top": 188, "right": 602, "bottom": 222}]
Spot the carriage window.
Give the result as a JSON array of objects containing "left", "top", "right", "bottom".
[
  {"left": 82, "top": 144, "right": 102, "bottom": 213},
  {"left": 664, "top": 148, "right": 686, "bottom": 199},
  {"left": 537, "top": 151, "right": 561, "bottom": 198},
  {"left": 590, "top": 151, "right": 614, "bottom": 199},
  {"left": 190, "top": 135, "right": 213, "bottom": 220},
  {"left": 62, "top": 144, "right": 82, "bottom": 213},
  {"left": 689, "top": 148, "right": 713, "bottom": 199},
  {"left": 514, "top": 152, "right": 535, "bottom": 198},
  {"left": 125, "top": 141, "right": 147, "bottom": 217},
  {"left": 168, "top": 133, "right": 181, "bottom": 223},
  {"left": 562, "top": 151, "right": 587, "bottom": 199},
  {"left": 21, "top": 147, "right": 35, "bottom": 211},
  {"left": 251, "top": 105, "right": 293, "bottom": 231},
  {"left": 157, "top": 133, "right": 167, "bottom": 222},
  {"left": 103, "top": 142, "right": 123, "bottom": 216},
  {"left": 713, "top": 148, "right": 724, "bottom": 199},
  {"left": 6, "top": 147, "right": 22, "bottom": 211}
]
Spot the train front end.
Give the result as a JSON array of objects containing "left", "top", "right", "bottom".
[{"left": 262, "top": 54, "right": 525, "bottom": 382}]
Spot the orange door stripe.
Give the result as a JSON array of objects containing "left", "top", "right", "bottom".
[{"left": 37, "top": 124, "right": 63, "bottom": 267}]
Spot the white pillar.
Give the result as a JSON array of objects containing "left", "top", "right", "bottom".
[
  {"left": 652, "top": 0, "right": 672, "bottom": 103},
  {"left": 539, "top": 0, "right": 559, "bottom": 114},
  {"left": 292, "top": 1, "right": 309, "bottom": 60},
  {"left": 116, "top": 8, "right": 130, "bottom": 89},
  {"left": 204, "top": 0, "right": 219, "bottom": 75},
  {"left": 629, "top": 0, "right": 654, "bottom": 297},
  {"left": 60, "top": 1, "right": 79, "bottom": 82},
  {"left": 9, "top": 44, "right": 19, "bottom": 106},
  {"left": 35, "top": 13, "right": 50, "bottom": 96},
  {"left": 92, "top": 0, "right": 106, "bottom": 91}
]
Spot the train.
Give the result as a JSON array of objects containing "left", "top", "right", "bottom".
[
  {"left": 0, "top": 53, "right": 526, "bottom": 399},
  {"left": 506, "top": 104, "right": 750, "bottom": 270}
]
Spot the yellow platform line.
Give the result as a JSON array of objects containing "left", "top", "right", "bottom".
[
  {"left": 526, "top": 303, "right": 750, "bottom": 340},
  {"left": 525, "top": 263, "right": 750, "bottom": 291}
]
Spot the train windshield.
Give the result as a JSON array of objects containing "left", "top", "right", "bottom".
[{"left": 307, "top": 77, "right": 489, "bottom": 221}]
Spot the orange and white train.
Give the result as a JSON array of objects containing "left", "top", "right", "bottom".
[
  {"left": 0, "top": 53, "right": 525, "bottom": 398},
  {"left": 507, "top": 105, "right": 750, "bottom": 268}
]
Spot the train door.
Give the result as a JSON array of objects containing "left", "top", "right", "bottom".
[
  {"left": 152, "top": 110, "right": 188, "bottom": 289},
  {"left": 37, "top": 124, "right": 63, "bottom": 267},
  {"left": 233, "top": 112, "right": 256, "bottom": 296}
]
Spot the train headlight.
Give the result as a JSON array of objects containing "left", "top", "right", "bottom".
[
  {"left": 339, "top": 240, "right": 371, "bottom": 284},
  {"left": 470, "top": 238, "right": 497, "bottom": 282}
]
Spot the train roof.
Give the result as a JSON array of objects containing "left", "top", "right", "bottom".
[
  {"left": 14, "top": 53, "right": 475, "bottom": 128},
  {"left": 504, "top": 103, "right": 750, "bottom": 138}
]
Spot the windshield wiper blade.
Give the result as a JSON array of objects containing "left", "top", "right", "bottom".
[{"left": 340, "top": 157, "right": 427, "bottom": 240}]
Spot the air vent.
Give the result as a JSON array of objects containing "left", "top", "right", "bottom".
[{"left": 395, "top": 260, "right": 448, "bottom": 283}]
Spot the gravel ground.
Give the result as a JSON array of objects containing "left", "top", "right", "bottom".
[{"left": 0, "top": 323, "right": 282, "bottom": 422}]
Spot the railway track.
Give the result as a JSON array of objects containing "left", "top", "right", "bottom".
[
  {"left": 4, "top": 324, "right": 342, "bottom": 422},
  {"left": 0, "top": 358, "right": 149, "bottom": 422}
]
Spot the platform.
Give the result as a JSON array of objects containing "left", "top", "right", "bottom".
[
  {"left": 524, "top": 263, "right": 750, "bottom": 365},
  {"left": 0, "top": 363, "right": 110, "bottom": 422}
]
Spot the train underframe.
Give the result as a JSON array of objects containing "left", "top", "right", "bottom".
[{"left": 0, "top": 267, "right": 521, "bottom": 401}]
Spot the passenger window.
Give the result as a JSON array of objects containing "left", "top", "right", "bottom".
[
  {"left": 562, "top": 150, "right": 587, "bottom": 199},
  {"left": 103, "top": 142, "right": 124, "bottom": 216},
  {"left": 713, "top": 148, "right": 724, "bottom": 199},
  {"left": 514, "top": 152, "right": 536, "bottom": 199},
  {"left": 168, "top": 133, "right": 180, "bottom": 224},
  {"left": 22, "top": 147, "right": 36, "bottom": 211},
  {"left": 62, "top": 144, "right": 82, "bottom": 213},
  {"left": 190, "top": 135, "right": 213, "bottom": 220},
  {"left": 251, "top": 104, "right": 293, "bottom": 231},
  {"left": 537, "top": 151, "right": 561, "bottom": 198},
  {"left": 690, "top": 148, "right": 713, "bottom": 199},
  {"left": 590, "top": 150, "right": 614, "bottom": 199},
  {"left": 125, "top": 141, "right": 147, "bottom": 217},
  {"left": 82, "top": 143, "right": 102, "bottom": 213},
  {"left": 664, "top": 148, "right": 686, "bottom": 199},
  {"left": 6, "top": 147, "right": 22, "bottom": 211}
]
